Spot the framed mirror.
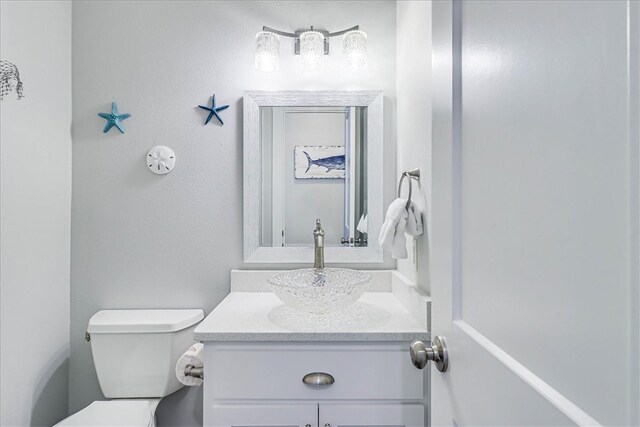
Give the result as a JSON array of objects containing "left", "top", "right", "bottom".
[{"left": 243, "top": 91, "right": 383, "bottom": 263}]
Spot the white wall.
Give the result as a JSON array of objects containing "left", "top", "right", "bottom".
[
  {"left": 396, "top": 1, "right": 431, "bottom": 292},
  {"left": 70, "top": 2, "right": 396, "bottom": 425},
  {"left": 0, "top": 1, "right": 72, "bottom": 426}
]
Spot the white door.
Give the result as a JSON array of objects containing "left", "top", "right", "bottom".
[
  {"left": 429, "top": 1, "right": 639, "bottom": 426},
  {"left": 319, "top": 404, "right": 424, "bottom": 427}
]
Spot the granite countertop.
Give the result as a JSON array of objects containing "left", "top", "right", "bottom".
[{"left": 194, "top": 271, "right": 430, "bottom": 342}]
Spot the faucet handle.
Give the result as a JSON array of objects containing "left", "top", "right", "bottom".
[{"left": 314, "top": 219, "right": 324, "bottom": 235}]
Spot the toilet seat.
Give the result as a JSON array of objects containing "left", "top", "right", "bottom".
[{"left": 55, "top": 399, "right": 160, "bottom": 427}]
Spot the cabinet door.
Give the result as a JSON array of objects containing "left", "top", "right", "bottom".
[
  {"left": 319, "top": 404, "right": 424, "bottom": 427},
  {"left": 208, "top": 403, "right": 318, "bottom": 427}
]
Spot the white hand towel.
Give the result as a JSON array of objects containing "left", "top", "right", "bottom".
[
  {"left": 356, "top": 214, "right": 368, "bottom": 234},
  {"left": 379, "top": 198, "right": 410, "bottom": 259},
  {"left": 378, "top": 198, "right": 408, "bottom": 248},
  {"left": 405, "top": 202, "right": 423, "bottom": 237},
  {"left": 391, "top": 215, "right": 409, "bottom": 258},
  {"left": 175, "top": 343, "right": 204, "bottom": 387}
]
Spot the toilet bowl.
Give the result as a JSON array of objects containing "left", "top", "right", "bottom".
[
  {"left": 55, "top": 309, "right": 204, "bottom": 427},
  {"left": 56, "top": 399, "right": 160, "bottom": 427}
]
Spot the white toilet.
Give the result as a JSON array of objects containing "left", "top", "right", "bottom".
[{"left": 56, "top": 309, "right": 204, "bottom": 426}]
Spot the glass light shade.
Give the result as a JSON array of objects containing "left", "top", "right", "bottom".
[
  {"left": 255, "top": 31, "right": 279, "bottom": 72},
  {"left": 343, "top": 30, "right": 367, "bottom": 68},
  {"left": 300, "top": 31, "right": 325, "bottom": 68}
]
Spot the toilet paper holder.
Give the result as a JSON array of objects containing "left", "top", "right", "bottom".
[{"left": 184, "top": 364, "right": 204, "bottom": 380}]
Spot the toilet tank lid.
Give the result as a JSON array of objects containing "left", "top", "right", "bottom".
[{"left": 87, "top": 309, "right": 204, "bottom": 334}]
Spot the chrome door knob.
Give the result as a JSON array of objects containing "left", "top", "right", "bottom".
[{"left": 410, "top": 336, "right": 448, "bottom": 372}]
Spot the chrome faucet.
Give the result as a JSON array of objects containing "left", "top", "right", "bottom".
[{"left": 313, "top": 219, "right": 325, "bottom": 269}]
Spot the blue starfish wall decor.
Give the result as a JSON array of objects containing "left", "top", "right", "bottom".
[
  {"left": 98, "top": 102, "right": 131, "bottom": 134},
  {"left": 198, "top": 94, "right": 229, "bottom": 126}
]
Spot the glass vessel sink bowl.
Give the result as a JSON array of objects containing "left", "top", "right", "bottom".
[{"left": 268, "top": 268, "right": 372, "bottom": 314}]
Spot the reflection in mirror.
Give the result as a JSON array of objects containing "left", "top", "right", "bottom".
[
  {"left": 260, "top": 106, "right": 368, "bottom": 248},
  {"left": 244, "top": 91, "right": 382, "bottom": 264}
]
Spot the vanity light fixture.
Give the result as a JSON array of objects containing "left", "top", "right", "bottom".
[
  {"left": 343, "top": 30, "right": 367, "bottom": 68},
  {"left": 299, "top": 31, "right": 325, "bottom": 68},
  {"left": 255, "top": 31, "right": 280, "bottom": 72},
  {"left": 254, "top": 25, "right": 367, "bottom": 71}
]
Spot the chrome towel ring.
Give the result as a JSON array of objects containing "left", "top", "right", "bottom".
[{"left": 397, "top": 168, "right": 421, "bottom": 210}]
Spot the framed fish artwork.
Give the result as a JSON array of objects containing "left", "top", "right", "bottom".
[{"left": 294, "top": 146, "right": 346, "bottom": 179}]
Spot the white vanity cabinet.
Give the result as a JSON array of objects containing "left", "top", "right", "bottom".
[
  {"left": 194, "top": 272, "right": 431, "bottom": 427},
  {"left": 203, "top": 342, "right": 427, "bottom": 427},
  {"left": 209, "top": 403, "right": 424, "bottom": 427}
]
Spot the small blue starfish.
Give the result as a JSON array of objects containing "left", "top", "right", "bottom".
[
  {"left": 98, "top": 102, "right": 131, "bottom": 133},
  {"left": 198, "top": 94, "right": 229, "bottom": 126}
]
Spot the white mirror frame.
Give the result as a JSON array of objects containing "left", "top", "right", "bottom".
[{"left": 244, "top": 90, "right": 384, "bottom": 264}]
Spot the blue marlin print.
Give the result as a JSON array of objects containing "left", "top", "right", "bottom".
[{"left": 303, "top": 151, "right": 346, "bottom": 173}]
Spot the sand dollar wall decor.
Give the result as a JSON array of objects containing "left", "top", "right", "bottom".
[{"left": 1, "top": 60, "right": 24, "bottom": 100}]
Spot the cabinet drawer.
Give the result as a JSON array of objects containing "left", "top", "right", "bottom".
[
  {"left": 320, "top": 403, "right": 425, "bottom": 427},
  {"left": 207, "top": 403, "right": 317, "bottom": 427},
  {"left": 204, "top": 343, "right": 424, "bottom": 401}
]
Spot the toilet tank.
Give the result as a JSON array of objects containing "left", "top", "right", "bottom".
[{"left": 87, "top": 309, "right": 204, "bottom": 398}]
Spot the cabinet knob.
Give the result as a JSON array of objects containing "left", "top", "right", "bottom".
[{"left": 302, "top": 372, "right": 335, "bottom": 387}]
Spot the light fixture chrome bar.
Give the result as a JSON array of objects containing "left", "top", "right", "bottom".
[
  {"left": 262, "top": 26, "right": 297, "bottom": 38},
  {"left": 262, "top": 25, "right": 359, "bottom": 39},
  {"left": 325, "top": 25, "right": 360, "bottom": 38}
]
